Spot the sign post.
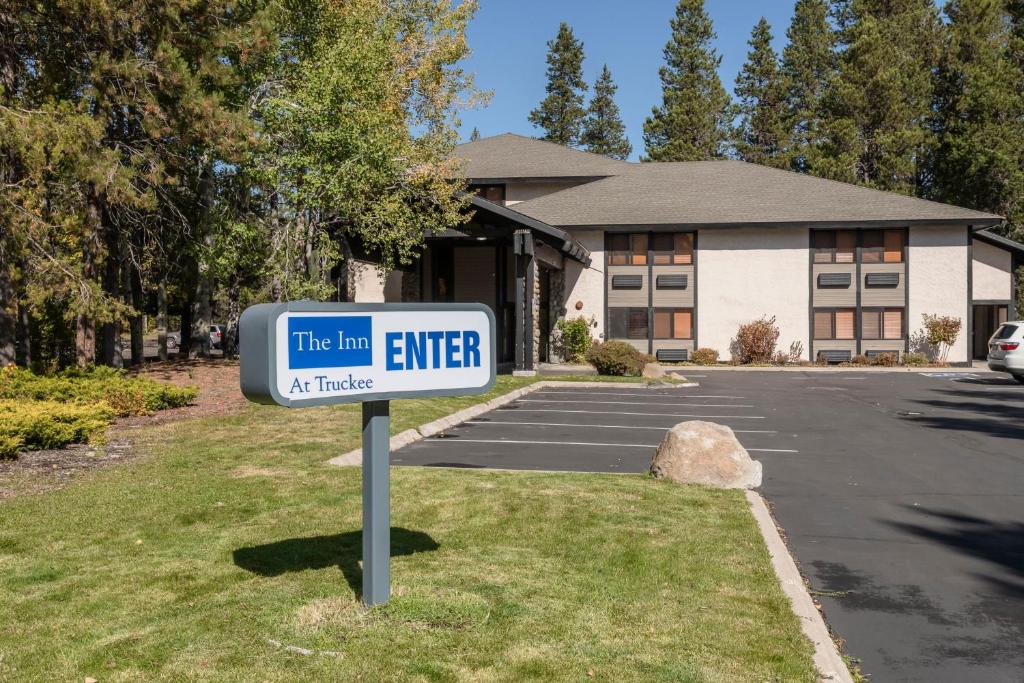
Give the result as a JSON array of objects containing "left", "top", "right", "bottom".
[
  {"left": 239, "top": 302, "right": 495, "bottom": 606},
  {"left": 362, "top": 400, "right": 390, "bottom": 605}
]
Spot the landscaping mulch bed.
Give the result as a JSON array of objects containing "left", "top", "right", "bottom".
[{"left": 0, "top": 359, "right": 247, "bottom": 499}]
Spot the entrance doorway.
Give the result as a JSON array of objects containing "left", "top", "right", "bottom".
[{"left": 972, "top": 303, "right": 1010, "bottom": 358}]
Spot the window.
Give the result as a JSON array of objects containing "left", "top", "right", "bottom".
[
  {"left": 653, "top": 309, "right": 693, "bottom": 339},
  {"left": 608, "top": 307, "right": 649, "bottom": 340},
  {"left": 607, "top": 234, "right": 648, "bottom": 266},
  {"left": 862, "top": 308, "right": 904, "bottom": 340},
  {"left": 652, "top": 232, "right": 694, "bottom": 265},
  {"left": 814, "top": 309, "right": 856, "bottom": 339},
  {"left": 861, "top": 229, "right": 905, "bottom": 263},
  {"left": 813, "top": 230, "right": 856, "bottom": 263},
  {"left": 994, "top": 324, "right": 1018, "bottom": 340},
  {"left": 469, "top": 184, "right": 505, "bottom": 204}
]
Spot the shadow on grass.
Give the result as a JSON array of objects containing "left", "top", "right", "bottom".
[{"left": 233, "top": 527, "right": 439, "bottom": 596}]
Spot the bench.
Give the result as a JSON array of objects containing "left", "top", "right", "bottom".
[
  {"left": 816, "top": 349, "right": 852, "bottom": 364},
  {"left": 656, "top": 348, "right": 688, "bottom": 362},
  {"left": 865, "top": 350, "right": 900, "bottom": 360}
]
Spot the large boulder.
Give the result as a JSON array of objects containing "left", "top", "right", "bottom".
[
  {"left": 642, "top": 362, "right": 665, "bottom": 379},
  {"left": 650, "top": 421, "right": 762, "bottom": 489}
]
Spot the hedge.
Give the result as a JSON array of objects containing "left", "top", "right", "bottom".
[
  {"left": 0, "top": 366, "right": 197, "bottom": 416},
  {"left": 0, "top": 400, "right": 114, "bottom": 458}
]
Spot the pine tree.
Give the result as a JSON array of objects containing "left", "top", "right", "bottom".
[
  {"left": 469, "top": 127, "right": 481, "bottom": 141},
  {"left": 934, "top": 0, "right": 1024, "bottom": 235},
  {"left": 643, "top": 0, "right": 731, "bottom": 161},
  {"left": 528, "top": 23, "right": 587, "bottom": 146},
  {"left": 733, "top": 18, "right": 787, "bottom": 167},
  {"left": 815, "top": 0, "right": 943, "bottom": 194},
  {"left": 780, "top": 0, "right": 834, "bottom": 173},
  {"left": 581, "top": 65, "right": 632, "bottom": 159}
]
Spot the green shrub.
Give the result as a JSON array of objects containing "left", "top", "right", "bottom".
[
  {"left": 586, "top": 341, "right": 650, "bottom": 376},
  {"left": 902, "top": 352, "right": 929, "bottom": 367},
  {"left": 690, "top": 347, "right": 719, "bottom": 365},
  {"left": 871, "top": 352, "right": 899, "bottom": 367},
  {"left": 0, "top": 400, "right": 114, "bottom": 458},
  {"left": 0, "top": 366, "right": 196, "bottom": 416},
  {"left": 554, "top": 316, "right": 594, "bottom": 363},
  {"left": 734, "top": 316, "right": 780, "bottom": 364},
  {"left": 921, "top": 314, "right": 962, "bottom": 364}
]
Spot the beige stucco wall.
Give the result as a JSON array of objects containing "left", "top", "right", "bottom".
[
  {"left": 351, "top": 260, "right": 403, "bottom": 303},
  {"left": 505, "top": 181, "right": 586, "bottom": 205},
  {"left": 562, "top": 229, "right": 605, "bottom": 342},
  {"left": 698, "top": 226, "right": 810, "bottom": 361},
  {"left": 908, "top": 225, "right": 969, "bottom": 363},
  {"left": 972, "top": 239, "right": 1013, "bottom": 301}
]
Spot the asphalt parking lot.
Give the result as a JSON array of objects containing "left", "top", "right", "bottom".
[{"left": 394, "top": 370, "right": 1024, "bottom": 682}]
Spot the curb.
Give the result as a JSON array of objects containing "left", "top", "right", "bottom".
[
  {"left": 746, "top": 491, "right": 853, "bottom": 683},
  {"left": 683, "top": 365, "right": 985, "bottom": 373},
  {"left": 327, "top": 378, "right": 698, "bottom": 467}
]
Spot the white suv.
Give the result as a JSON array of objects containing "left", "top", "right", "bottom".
[{"left": 987, "top": 321, "right": 1024, "bottom": 384}]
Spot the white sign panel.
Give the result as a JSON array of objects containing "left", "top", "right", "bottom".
[{"left": 240, "top": 302, "right": 496, "bottom": 407}]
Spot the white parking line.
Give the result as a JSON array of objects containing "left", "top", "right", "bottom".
[
  {"left": 437, "top": 438, "right": 654, "bottom": 448},
  {"left": 465, "top": 420, "right": 777, "bottom": 434},
  {"left": 429, "top": 438, "right": 799, "bottom": 454},
  {"left": 502, "top": 408, "right": 766, "bottom": 419},
  {"left": 519, "top": 399, "right": 754, "bottom": 408},
  {"left": 536, "top": 391, "right": 746, "bottom": 399}
]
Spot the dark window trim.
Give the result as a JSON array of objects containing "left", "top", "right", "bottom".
[
  {"left": 608, "top": 306, "right": 651, "bottom": 341},
  {"left": 860, "top": 306, "right": 906, "bottom": 341},
  {"left": 652, "top": 307, "right": 695, "bottom": 340},
  {"left": 813, "top": 307, "right": 858, "bottom": 341}
]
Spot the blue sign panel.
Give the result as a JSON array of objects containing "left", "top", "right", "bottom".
[{"left": 287, "top": 315, "right": 373, "bottom": 370}]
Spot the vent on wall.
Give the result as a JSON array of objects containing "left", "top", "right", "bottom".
[
  {"left": 817, "top": 272, "right": 851, "bottom": 288},
  {"left": 656, "top": 274, "right": 688, "bottom": 289},
  {"left": 865, "top": 272, "right": 900, "bottom": 288},
  {"left": 611, "top": 274, "right": 643, "bottom": 289},
  {"left": 656, "top": 348, "right": 689, "bottom": 362}
]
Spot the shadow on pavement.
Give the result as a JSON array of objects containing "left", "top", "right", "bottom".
[
  {"left": 906, "top": 398, "right": 1024, "bottom": 441},
  {"left": 885, "top": 506, "right": 1024, "bottom": 601},
  {"left": 233, "top": 527, "right": 439, "bottom": 596}
]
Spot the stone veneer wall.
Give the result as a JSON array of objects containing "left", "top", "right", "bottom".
[{"left": 530, "top": 258, "right": 540, "bottom": 368}]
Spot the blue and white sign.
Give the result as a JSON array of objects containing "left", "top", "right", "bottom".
[{"left": 240, "top": 302, "right": 496, "bottom": 407}]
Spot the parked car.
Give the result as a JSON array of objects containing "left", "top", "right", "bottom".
[
  {"left": 210, "top": 324, "right": 225, "bottom": 350},
  {"left": 162, "top": 326, "right": 224, "bottom": 351},
  {"left": 987, "top": 321, "right": 1024, "bottom": 384}
]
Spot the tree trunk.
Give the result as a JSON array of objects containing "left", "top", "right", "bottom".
[
  {"left": 224, "top": 277, "right": 241, "bottom": 359},
  {"left": 0, "top": 241, "right": 15, "bottom": 366},
  {"left": 76, "top": 187, "right": 102, "bottom": 368},
  {"left": 179, "top": 295, "right": 192, "bottom": 361},
  {"left": 100, "top": 224, "right": 122, "bottom": 368},
  {"left": 129, "top": 259, "right": 144, "bottom": 366},
  {"left": 190, "top": 161, "right": 216, "bottom": 359},
  {"left": 157, "top": 273, "right": 168, "bottom": 361},
  {"left": 15, "top": 301, "right": 30, "bottom": 367}
]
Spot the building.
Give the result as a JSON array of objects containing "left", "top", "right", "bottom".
[{"left": 353, "top": 133, "right": 1022, "bottom": 370}]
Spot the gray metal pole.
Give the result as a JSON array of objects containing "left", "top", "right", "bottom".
[{"left": 361, "top": 400, "right": 390, "bottom": 606}]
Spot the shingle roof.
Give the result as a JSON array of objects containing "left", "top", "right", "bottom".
[
  {"left": 454, "top": 133, "right": 628, "bottom": 180},
  {"left": 456, "top": 136, "right": 1002, "bottom": 228},
  {"left": 975, "top": 229, "right": 1024, "bottom": 255},
  {"left": 510, "top": 160, "right": 1002, "bottom": 227}
]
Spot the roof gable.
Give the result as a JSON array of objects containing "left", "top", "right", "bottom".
[{"left": 454, "top": 133, "right": 628, "bottom": 180}]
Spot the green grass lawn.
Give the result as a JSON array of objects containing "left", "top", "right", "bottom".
[{"left": 0, "top": 375, "right": 816, "bottom": 682}]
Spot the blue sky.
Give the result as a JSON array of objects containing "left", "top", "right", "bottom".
[{"left": 457, "top": 1, "right": 802, "bottom": 159}]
